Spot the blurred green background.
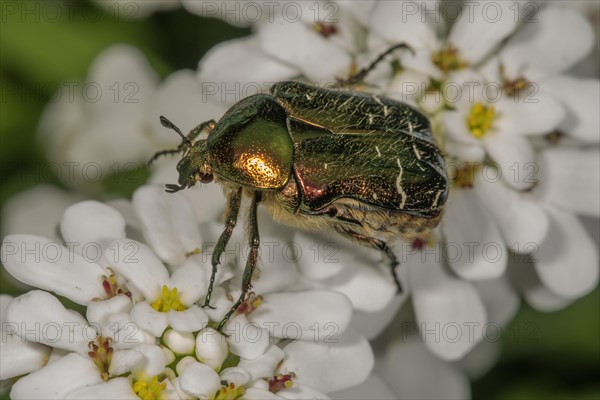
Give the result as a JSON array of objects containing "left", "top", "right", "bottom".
[{"left": 1, "top": 2, "right": 598, "bottom": 399}]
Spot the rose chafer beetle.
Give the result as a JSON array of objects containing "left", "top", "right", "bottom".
[{"left": 151, "top": 44, "right": 448, "bottom": 330}]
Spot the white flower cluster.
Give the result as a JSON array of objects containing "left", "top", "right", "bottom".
[
  {"left": 1, "top": 190, "right": 376, "bottom": 399},
  {"left": 1, "top": 1, "right": 599, "bottom": 399}
]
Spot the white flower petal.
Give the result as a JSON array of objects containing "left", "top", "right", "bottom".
[
  {"left": 338, "top": 0, "right": 376, "bottom": 26},
  {"left": 109, "top": 349, "right": 144, "bottom": 376},
  {"left": 1, "top": 185, "right": 80, "bottom": 242},
  {"left": 232, "top": 226, "right": 299, "bottom": 294},
  {"left": 483, "top": 133, "right": 536, "bottom": 191},
  {"left": 64, "top": 112, "right": 153, "bottom": 174},
  {"left": 133, "top": 185, "right": 203, "bottom": 266},
  {"left": 105, "top": 199, "right": 142, "bottom": 232},
  {"left": 459, "top": 340, "right": 501, "bottom": 381},
  {"left": 440, "top": 111, "right": 479, "bottom": 145},
  {"left": 219, "top": 367, "right": 251, "bottom": 387},
  {"left": 168, "top": 305, "right": 209, "bottom": 333},
  {"left": 86, "top": 295, "right": 132, "bottom": 326},
  {"left": 323, "top": 258, "right": 398, "bottom": 313},
  {"left": 507, "top": 255, "right": 573, "bottom": 312},
  {"left": 130, "top": 301, "right": 169, "bottom": 338},
  {"left": 86, "top": 44, "right": 158, "bottom": 116},
  {"left": 0, "top": 294, "right": 12, "bottom": 324},
  {"left": 294, "top": 231, "right": 345, "bottom": 280},
  {"left": 448, "top": 1, "right": 519, "bottom": 64},
  {"left": 148, "top": 69, "right": 228, "bottom": 144},
  {"left": 445, "top": 141, "right": 486, "bottom": 163},
  {"left": 198, "top": 36, "right": 297, "bottom": 102},
  {"left": 279, "top": 384, "right": 330, "bottom": 400},
  {"left": 279, "top": 328, "right": 373, "bottom": 393},
  {"left": 65, "top": 377, "right": 138, "bottom": 400},
  {"left": 5, "top": 291, "right": 96, "bottom": 354},
  {"left": 350, "top": 295, "right": 406, "bottom": 340},
  {"left": 535, "top": 147, "right": 600, "bottom": 217},
  {"left": 1, "top": 234, "right": 106, "bottom": 304},
  {"left": 378, "top": 336, "right": 471, "bottom": 400},
  {"left": 244, "top": 388, "right": 284, "bottom": 399},
  {"left": 60, "top": 201, "right": 126, "bottom": 247},
  {"left": 10, "top": 353, "right": 102, "bottom": 400},
  {"left": 195, "top": 328, "right": 229, "bottom": 371},
  {"left": 442, "top": 190, "right": 508, "bottom": 280},
  {"left": 237, "top": 344, "right": 285, "bottom": 381},
  {"left": 500, "top": 5, "right": 595, "bottom": 81},
  {"left": 171, "top": 377, "right": 194, "bottom": 400},
  {"left": 541, "top": 76, "right": 600, "bottom": 143},
  {"left": 259, "top": 17, "right": 351, "bottom": 83},
  {"left": 148, "top": 162, "right": 227, "bottom": 224},
  {"left": 370, "top": 1, "right": 438, "bottom": 48},
  {"left": 98, "top": 312, "right": 146, "bottom": 349},
  {"left": 0, "top": 332, "right": 50, "bottom": 380},
  {"left": 474, "top": 172, "right": 549, "bottom": 247},
  {"left": 330, "top": 374, "right": 396, "bottom": 400},
  {"left": 497, "top": 94, "right": 565, "bottom": 136},
  {"left": 132, "top": 344, "right": 166, "bottom": 377},
  {"left": 248, "top": 290, "right": 352, "bottom": 341},
  {"left": 164, "top": 329, "right": 196, "bottom": 355},
  {"left": 225, "top": 314, "right": 270, "bottom": 360},
  {"left": 534, "top": 206, "right": 599, "bottom": 299},
  {"left": 523, "top": 284, "right": 573, "bottom": 312},
  {"left": 106, "top": 239, "right": 168, "bottom": 300},
  {"left": 473, "top": 277, "right": 520, "bottom": 326},
  {"left": 409, "top": 258, "right": 487, "bottom": 360},
  {"left": 179, "top": 361, "right": 221, "bottom": 399},
  {"left": 168, "top": 255, "right": 232, "bottom": 305},
  {"left": 47, "top": 347, "right": 69, "bottom": 364},
  {"left": 200, "top": 286, "right": 234, "bottom": 322}
]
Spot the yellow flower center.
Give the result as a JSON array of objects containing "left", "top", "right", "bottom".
[
  {"left": 215, "top": 382, "right": 245, "bottom": 400},
  {"left": 467, "top": 103, "right": 496, "bottom": 139},
  {"left": 133, "top": 375, "right": 167, "bottom": 400},
  {"left": 151, "top": 285, "right": 186, "bottom": 312},
  {"left": 313, "top": 21, "right": 338, "bottom": 38},
  {"left": 100, "top": 268, "right": 131, "bottom": 299},
  {"left": 235, "top": 292, "right": 263, "bottom": 316},
  {"left": 88, "top": 336, "right": 113, "bottom": 381},
  {"left": 268, "top": 373, "right": 295, "bottom": 393},
  {"left": 431, "top": 44, "right": 467, "bottom": 73}
]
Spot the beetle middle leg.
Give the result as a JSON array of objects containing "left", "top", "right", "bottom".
[
  {"left": 334, "top": 227, "right": 403, "bottom": 293},
  {"left": 336, "top": 43, "right": 415, "bottom": 87},
  {"left": 217, "top": 191, "right": 261, "bottom": 332},
  {"left": 202, "top": 187, "right": 243, "bottom": 309},
  {"left": 148, "top": 119, "right": 216, "bottom": 165}
]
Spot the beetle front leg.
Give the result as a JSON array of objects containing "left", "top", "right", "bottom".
[
  {"left": 202, "top": 187, "right": 243, "bottom": 309},
  {"left": 335, "top": 227, "right": 403, "bottom": 293},
  {"left": 217, "top": 192, "right": 261, "bottom": 332}
]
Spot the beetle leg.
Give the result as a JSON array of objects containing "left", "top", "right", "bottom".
[
  {"left": 202, "top": 187, "right": 243, "bottom": 309},
  {"left": 217, "top": 192, "right": 261, "bottom": 332},
  {"left": 334, "top": 227, "right": 403, "bottom": 293},
  {"left": 187, "top": 119, "right": 216, "bottom": 142},
  {"left": 336, "top": 43, "right": 415, "bottom": 87},
  {"left": 148, "top": 119, "right": 216, "bottom": 165}
]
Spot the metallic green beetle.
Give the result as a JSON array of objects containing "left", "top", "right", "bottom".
[{"left": 151, "top": 45, "right": 448, "bottom": 330}]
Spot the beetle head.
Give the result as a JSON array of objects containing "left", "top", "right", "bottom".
[
  {"left": 158, "top": 116, "right": 214, "bottom": 193},
  {"left": 166, "top": 141, "right": 213, "bottom": 193}
]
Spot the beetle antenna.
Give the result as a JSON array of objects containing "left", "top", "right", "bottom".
[
  {"left": 335, "top": 42, "right": 415, "bottom": 87},
  {"left": 160, "top": 116, "right": 192, "bottom": 147}
]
